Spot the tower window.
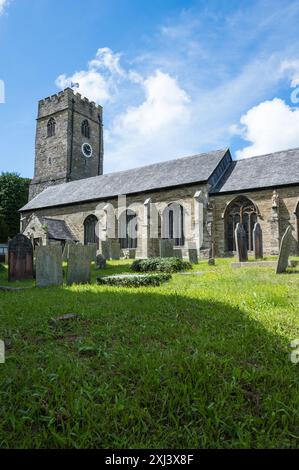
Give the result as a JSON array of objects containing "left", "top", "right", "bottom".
[
  {"left": 47, "top": 118, "right": 56, "bottom": 137},
  {"left": 81, "top": 120, "right": 90, "bottom": 139}
]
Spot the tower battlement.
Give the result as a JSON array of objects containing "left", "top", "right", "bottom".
[{"left": 38, "top": 88, "right": 103, "bottom": 121}]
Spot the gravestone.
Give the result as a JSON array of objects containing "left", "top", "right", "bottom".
[
  {"left": 62, "top": 241, "right": 74, "bottom": 262},
  {"left": 67, "top": 244, "right": 91, "bottom": 285},
  {"left": 95, "top": 254, "right": 107, "bottom": 269},
  {"left": 188, "top": 249, "right": 198, "bottom": 264},
  {"left": 36, "top": 245, "right": 63, "bottom": 287},
  {"left": 173, "top": 249, "right": 183, "bottom": 259},
  {"left": 129, "top": 249, "right": 136, "bottom": 259},
  {"left": 87, "top": 243, "right": 97, "bottom": 262},
  {"left": 101, "top": 240, "right": 110, "bottom": 260},
  {"left": 8, "top": 234, "right": 34, "bottom": 282},
  {"left": 159, "top": 239, "right": 174, "bottom": 258},
  {"left": 253, "top": 222, "right": 263, "bottom": 259},
  {"left": 276, "top": 226, "right": 293, "bottom": 274},
  {"left": 109, "top": 240, "right": 121, "bottom": 260},
  {"left": 235, "top": 223, "right": 248, "bottom": 262}
]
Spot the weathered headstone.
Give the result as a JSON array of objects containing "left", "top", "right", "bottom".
[
  {"left": 276, "top": 226, "right": 293, "bottom": 274},
  {"left": 173, "top": 249, "right": 183, "bottom": 259},
  {"left": 87, "top": 243, "right": 97, "bottom": 262},
  {"left": 67, "top": 244, "right": 91, "bottom": 285},
  {"left": 208, "top": 258, "right": 215, "bottom": 266},
  {"left": 253, "top": 222, "right": 263, "bottom": 259},
  {"left": 129, "top": 249, "right": 136, "bottom": 259},
  {"left": 8, "top": 234, "right": 34, "bottom": 282},
  {"left": 109, "top": 240, "right": 121, "bottom": 260},
  {"left": 235, "top": 223, "right": 248, "bottom": 262},
  {"left": 101, "top": 240, "right": 110, "bottom": 260},
  {"left": 159, "top": 239, "right": 174, "bottom": 258},
  {"left": 188, "top": 248, "right": 198, "bottom": 264},
  {"left": 36, "top": 245, "right": 63, "bottom": 287},
  {"left": 95, "top": 254, "right": 107, "bottom": 269},
  {"left": 62, "top": 241, "right": 74, "bottom": 262}
]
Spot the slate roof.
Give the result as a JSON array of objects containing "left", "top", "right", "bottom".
[
  {"left": 42, "top": 217, "right": 77, "bottom": 241},
  {"left": 21, "top": 149, "right": 229, "bottom": 211},
  {"left": 212, "top": 147, "right": 299, "bottom": 194}
]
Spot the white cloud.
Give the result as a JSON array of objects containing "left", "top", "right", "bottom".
[
  {"left": 236, "top": 98, "right": 299, "bottom": 159},
  {"left": 0, "top": 0, "right": 10, "bottom": 15},
  {"left": 106, "top": 70, "right": 191, "bottom": 170},
  {"left": 55, "top": 48, "right": 124, "bottom": 104}
]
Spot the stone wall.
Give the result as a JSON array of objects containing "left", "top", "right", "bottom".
[
  {"left": 210, "top": 186, "right": 299, "bottom": 256},
  {"left": 22, "top": 183, "right": 209, "bottom": 259}
]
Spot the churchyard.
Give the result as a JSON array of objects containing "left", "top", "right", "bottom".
[{"left": 0, "top": 238, "right": 299, "bottom": 448}]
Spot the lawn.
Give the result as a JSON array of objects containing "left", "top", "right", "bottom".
[{"left": 0, "top": 258, "right": 299, "bottom": 449}]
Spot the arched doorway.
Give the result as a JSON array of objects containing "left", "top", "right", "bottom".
[
  {"left": 119, "top": 209, "right": 138, "bottom": 249},
  {"left": 225, "top": 196, "right": 258, "bottom": 252},
  {"left": 162, "top": 203, "right": 185, "bottom": 246},
  {"left": 84, "top": 215, "right": 99, "bottom": 248}
]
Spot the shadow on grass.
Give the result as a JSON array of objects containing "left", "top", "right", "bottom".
[{"left": 0, "top": 282, "right": 298, "bottom": 449}]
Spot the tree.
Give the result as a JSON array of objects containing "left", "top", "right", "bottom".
[{"left": 0, "top": 172, "right": 30, "bottom": 242}]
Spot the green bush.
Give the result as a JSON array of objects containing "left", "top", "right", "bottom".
[
  {"left": 131, "top": 257, "right": 192, "bottom": 273},
  {"left": 97, "top": 273, "right": 172, "bottom": 287}
]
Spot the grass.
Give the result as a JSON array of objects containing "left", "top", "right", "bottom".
[{"left": 0, "top": 257, "right": 299, "bottom": 449}]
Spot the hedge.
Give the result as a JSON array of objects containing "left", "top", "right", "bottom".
[
  {"left": 131, "top": 257, "right": 192, "bottom": 273},
  {"left": 97, "top": 273, "right": 172, "bottom": 287}
]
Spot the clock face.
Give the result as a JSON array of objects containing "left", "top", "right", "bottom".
[{"left": 82, "top": 142, "right": 93, "bottom": 158}]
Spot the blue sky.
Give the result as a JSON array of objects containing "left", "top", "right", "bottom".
[{"left": 1, "top": 0, "right": 299, "bottom": 178}]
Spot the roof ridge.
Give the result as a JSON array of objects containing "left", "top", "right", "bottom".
[{"left": 235, "top": 146, "right": 299, "bottom": 163}]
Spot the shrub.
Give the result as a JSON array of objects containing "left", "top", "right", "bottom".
[
  {"left": 97, "top": 273, "right": 172, "bottom": 287},
  {"left": 131, "top": 257, "right": 192, "bottom": 273}
]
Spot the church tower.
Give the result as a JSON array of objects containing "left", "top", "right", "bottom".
[{"left": 29, "top": 88, "right": 104, "bottom": 200}]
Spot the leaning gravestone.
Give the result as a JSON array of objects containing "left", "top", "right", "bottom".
[
  {"left": 67, "top": 244, "right": 91, "bottom": 285},
  {"left": 101, "top": 240, "right": 110, "bottom": 260},
  {"left": 235, "top": 223, "right": 248, "bottom": 262},
  {"left": 36, "top": 245, "right": 63, "bottom": 287},
  {"left": 8, "top": 234, "right": 34, "bottom": 282},
  {"left": 253, "top": 222, "right": 263, "bottom": 259},
  {"left": 159, "top": 239, "right": 174, "bottom": 258},
  {"left": 276, "top": 226, "right": 293, "bottom": 274},
  {"left": 109, "top": 240, "right": 121, "bottom": 260}
]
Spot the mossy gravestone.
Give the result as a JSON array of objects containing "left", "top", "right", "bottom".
[
  {"left": 188, "top": 248, "right": 198, "bottom": 264},
  {"left": 67, "top": 244, "right": 91, "bottom": 285},
  {"left": 8, "top": 234, "right": 33, "bottom": 282},
  {"left": 159, "top": 239, "right": 174, "bottom": 258},
  {"left": 276, "top": 226, "right": 292, "bottom": 274},
  {"left": 109, "top": 240, "right": 121, "bottom": 260},
  {"left": 36, "top": 245, "right": 63, "bottom": 287},
  {"left": 235, "top": 223, "right": 248, "bottom": 262},
  {"left": 253, "top": 222, "right": 263, "bottom": 259}
]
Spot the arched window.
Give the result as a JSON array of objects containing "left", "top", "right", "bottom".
[
  {"left": 81, "top": 120, "right": 90, "bottom": 139},
  {"left": 47, "top": 118, "right": 56, "bottom": 137},
  {"left": 162, "top": 203, "right": 185, "bottom": 246},
  {"left": 225, "top": 196, "right": 258, "bottom": 252},
  {"left": 84, "top": 215, "right": 99, "bottom": 248},
  {"left": 119, "top": 209, "right": 138, "bottom": 249}
]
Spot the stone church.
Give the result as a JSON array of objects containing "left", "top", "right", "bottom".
[{"left": 20, "top": 88, "right": 299, "bottom": 258}]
